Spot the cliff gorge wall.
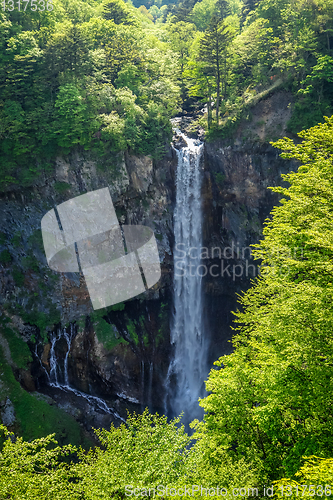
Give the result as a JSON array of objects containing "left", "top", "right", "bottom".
[
  {"left": 201, "top": 90, "right": 297, "bottom": 362},
  {"left": 0, "top": 144, "right": 177, "bottom": 432},
  {"left": 0, "top": 90, "right": 298, "bottom": 435}
]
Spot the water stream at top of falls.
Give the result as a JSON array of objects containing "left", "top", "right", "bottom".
[{"left": 165, "top": 130, "right": 207, "bottom": 425}]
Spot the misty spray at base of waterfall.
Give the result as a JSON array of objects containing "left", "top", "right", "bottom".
[{"left": 165, "top": 131, "right": 208, "bottom": 425}]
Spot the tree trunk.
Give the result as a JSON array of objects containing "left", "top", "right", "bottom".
[
  {"left": 216, "top": 38, "right": 220, "bottom": 125},
  {"left": 207, "top": 94, "right": 212, "bottom": 130},
  {"left": 216, "top": 80, "right": 220, "bottom": 124}
]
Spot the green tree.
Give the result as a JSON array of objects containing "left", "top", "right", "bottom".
[
  {"left": 149, "top": 5, "right": 160, "bottom": 21},
  {"left": 0, "top": 426, "right": 79, "bottom": 499},
  {"left": 200, "top": 116, "right": 333, "bottom": 481},
  {"left": 103, "top": 25, "right": 143, "bottom": 83},
  {"left": 241, "top": 0, "right": 259, "bottom": 26},
  {"left": 103, "top": 0, "right": 137, "bottom": 25},
  {"left": 184, "top": 59, "right": 215, "bottom": 128},
  {"left": 190, "top": 0, "right": 217, "bottom": 31},
  {"left": 74, "top": 410, "right": 191, "bottom": 499},
  {"left": 215, "top": 0, "right": 231, "bottom": 19},
  {"left": 53, "top": 83, "right": 95, "bottom": 149},
  {"left": 231, "top": 17, "right": 278, "bottom": 85},
  {"left": 43, "top": 23, "right": 91, "bottom": 91},
  {"left": 138, "top": 4, "right": 154, "bottom": 21},
  {"left": 199, "top": 15, "right": 232, "bottom": 123},
  {"left": 316, "top": 0, "right": 333, "bottom": 53},
  {"left": 275, "top": 456, "right": 333, "bottom": 498},
  {"left": 173, "top": 0, "right": 197, "bottom": 22},
  {"left": 299, "top": 55, "right": 333, "bottom": 102},
  {"left": 166, "top": 20, "right": 196, "bottom": 100}
]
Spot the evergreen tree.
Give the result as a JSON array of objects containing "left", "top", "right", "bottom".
[
  {"left": 215, "top": 0, "right": 231, "bottom": 20},
  {"left": 174, "top": 0, "right": 198, "bottom": 22},
  {"left": 44, "top": 24, "right": 90, "bottom": 90},
  {"left": 167, "top": 21, "right": 196, "bottom": 102},
  {"left": 103, "top": 0, "right": 136, "bottom": 25},
  {"left": 240, "top": 0, "right": 258, "bottom": 25},
  {"left": 199, "top": 15, "right": 231, "bottom": 123}
]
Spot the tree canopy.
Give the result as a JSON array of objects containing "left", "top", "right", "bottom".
[{"left": 200, "top": 116, "right": 333, "bottom": 480}]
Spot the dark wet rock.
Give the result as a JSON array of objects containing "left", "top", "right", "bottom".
[{"left": 173, "top": 135, "right": 187, "bottom": 150}]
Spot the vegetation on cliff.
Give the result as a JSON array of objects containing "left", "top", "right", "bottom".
[{"left": 200, "top": 116, "right": 333, "bottom": 482}]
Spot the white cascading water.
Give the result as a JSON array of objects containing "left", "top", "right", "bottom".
[
  {"left": 49, "top": 329, "right": 61, "bottom": 385},
  {"left": 165, "top": 130, "right": 207, "bottom": 424},
  {"left": 63, "top": 327, "right": 73, "bottom": 386},
  {"left": 47, "top": 325, "right": 125, "bottom": 421}
]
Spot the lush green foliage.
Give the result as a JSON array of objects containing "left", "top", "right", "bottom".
[
  {"left": 74, "top": 411, "right": 191, "bottom": 498},
  {"left": 1, "top": 0, "right": 333, "bottom": 186},
  {"left": 0, "top": 425, "right": 79, "bottom": 499},
  {"left": 199, "top": 116, "right": 333, "bottom": 482},
  {"left": 0, "top": 322, "right": 32, "bottom": 369},
  {"left": 164, "top": 0, "right": 333, "bottom": 135},
  {"left": 0, "top": 347, "right": 89, "bottom": 447},
  {"left": 0, "top": 0, "right": 180, "bottom": 189},
  {"left": 276, "top": 457, "right": 333, "bottom": 498},
  {"left": 0, "top": 411, "right": 264, "bottom": 498},
  {"left": 0, "top": 412, "right": 191, "bottom": 499}
]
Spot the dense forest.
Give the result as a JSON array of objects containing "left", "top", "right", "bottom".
[
  {"left": 1, "top": 0, "right": 333, "bottom": 189},
  {"left": 1, "top": 0, "right": 333, "bottom": 496}
]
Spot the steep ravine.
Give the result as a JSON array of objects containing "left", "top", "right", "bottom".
[{"left": 0, "top": 90, "right": 298, "bottom": 439}]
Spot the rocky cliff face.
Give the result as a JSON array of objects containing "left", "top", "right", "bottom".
[
  {"left": 0, "top": 144, "right": 177, "bottom": 432},
  {"left": 200, "top": 91, "right": 297, "bottom": 362},
  {"left": 0, "top": 90, "right": 298, "bottom": 435}
]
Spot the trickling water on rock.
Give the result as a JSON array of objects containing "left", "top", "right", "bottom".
[
  {"left": 41, "top": 325, "right": 125, "bottom": 422},
  {"left": 165, "top": 130, "right": 208, "bottom": 425}
]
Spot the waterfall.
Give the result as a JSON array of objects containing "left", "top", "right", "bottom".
[
  {"left": 165, "top": 130, "right": 207, "bottom": 425},
  {"left": 49, "top": 330, "right": 61, "bottom": 385},
  {"left": 43, "top": 325, "right": 125, "bottom": 422},
  {"left": 63, "top": 325, "right": 74, "bottom": 386}
]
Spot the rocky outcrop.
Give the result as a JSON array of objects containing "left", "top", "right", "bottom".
[{"left": 0, "top": 144, "right": 176, "bottom": 315}]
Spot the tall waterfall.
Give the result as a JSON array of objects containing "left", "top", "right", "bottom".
[{"left": 165, "top": 131, "right": 207, "bottom": 424}]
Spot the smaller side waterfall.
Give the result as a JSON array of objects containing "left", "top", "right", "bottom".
[
  {"left": 39, "top": 325, "right": 125, "bottom": 422},
  {"left": 49, "top": 324, "right": 75, "bottom": 388},
  {"left": 49, "top": 330, "right": 62, "bottom": 385},
  {"left": 63, "top": 327, "right": 74, "bottom": 386}
]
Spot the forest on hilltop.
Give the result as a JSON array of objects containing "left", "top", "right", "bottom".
[
  {"left": 1, "top": 0, "right": 333, "bottom": 497},
  {"left": 1, "top": 0, "right": 333, "bottom": 188}
]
